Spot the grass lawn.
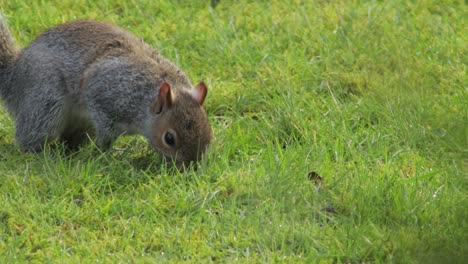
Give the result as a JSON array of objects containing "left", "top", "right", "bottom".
[{"left": 0, "top": 0, "right": 466, "bottom": 262}]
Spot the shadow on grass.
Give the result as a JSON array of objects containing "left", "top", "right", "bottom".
[{"left": 0, "top": 142, "right": 17, "bottom": 152}]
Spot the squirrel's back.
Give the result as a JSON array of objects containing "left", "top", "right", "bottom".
[
  {"left": 2, "top": 20, "right": 192, "bottom": 114},
  {"left": 26, "top": 20, "right": 158, "bottom": 73},
  {"left": 26, "top": 20, "right": 191, "bottom": 87}
]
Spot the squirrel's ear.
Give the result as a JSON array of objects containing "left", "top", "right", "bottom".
[
  {"left": 151, "top": 82, "right": 173, "bottom": 114},
  {"left": 191, "top": 81, "right": 208, "bottom": 106}
]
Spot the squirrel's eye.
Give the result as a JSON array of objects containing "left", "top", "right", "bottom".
[{"left": 164, "top": 132, "right": 175, "bottom": 147}]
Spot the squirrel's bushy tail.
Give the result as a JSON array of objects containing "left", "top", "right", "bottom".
[{"left": 0, "top": 14, "right": 19, "bottom": 100}]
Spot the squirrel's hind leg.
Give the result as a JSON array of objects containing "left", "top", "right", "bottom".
[{"left": 15, "top": 96, "right": 66, "bottom": 152}]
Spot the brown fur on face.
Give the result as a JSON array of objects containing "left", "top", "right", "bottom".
[{"left": 150, "top": 84, "right": 212, "bottom": 166}]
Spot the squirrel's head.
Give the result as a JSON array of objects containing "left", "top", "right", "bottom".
[{"left": 149, "top": 81, "right": 212, "bottom": 168}]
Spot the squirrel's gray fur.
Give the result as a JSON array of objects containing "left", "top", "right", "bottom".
[
  {"left": 0, "top": 17, "right": 212, "bottom": 166},
  {"left": 0, "top": 14, "right": 19, "bottom": 104}
]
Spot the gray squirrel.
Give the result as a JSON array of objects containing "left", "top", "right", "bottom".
[{"left": 0, "top": 16, "right": 212, "bottom": 166}]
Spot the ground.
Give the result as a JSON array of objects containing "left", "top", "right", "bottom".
[{"left": 0, "top": 0, "right": 466, "bottom": 262}]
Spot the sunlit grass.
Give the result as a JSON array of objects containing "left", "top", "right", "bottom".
[{"left": 0, "top": 0, "right": 466, "bottom": 262}]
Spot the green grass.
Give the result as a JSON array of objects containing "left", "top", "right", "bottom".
[{"left": 0, "top": 0, "right": 466, "bottom": 262}]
